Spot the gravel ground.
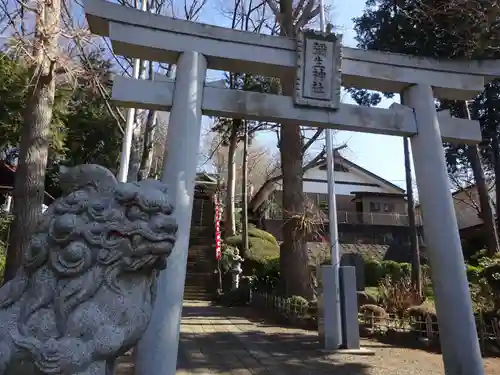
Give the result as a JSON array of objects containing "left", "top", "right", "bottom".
[
  {"left": 114, "top": 301, "right": 500, "bottom": 375},
  {"left": 326, "top": 340, "right": 500, "bottom": 375}
]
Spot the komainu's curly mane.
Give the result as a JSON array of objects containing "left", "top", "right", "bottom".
[{"left": 0, "top": 164, "right": 178, "bottom": 375}]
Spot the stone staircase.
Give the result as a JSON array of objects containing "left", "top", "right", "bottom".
[
  {"left": 183, "top": 190, "right": 217, "bottom": 301},
  {"left": 184, "top": 235, "right": 214, "bottom": 301},
  {"left": 183, "top": 180, "right": 217, "bottom": 301}
]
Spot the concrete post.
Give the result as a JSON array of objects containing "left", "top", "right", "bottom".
[
  {"left": 320, "top": 0, "right": 342, "bottom": 349},
  {"left": 318, "top": 265, "right": 342, "bottom": 350},
  {"left": 339, "top": 266, "right": 360, "bottom": 349},
  {"left": 403, "top": 84, "right": 484, "bottom": 375},
  {"left": 135, "top": 51, "right": 207, "bottom": 375}
]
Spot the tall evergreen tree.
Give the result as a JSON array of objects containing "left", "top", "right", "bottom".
[
  {"left": 351, "top": 0, "right": 500, "bottom": 255},
  {"left": 63, "top": 50, "right": 122, "bottom": 170},
  {"left": 0, "top": 49, "right": 123, "bottom": 281}
]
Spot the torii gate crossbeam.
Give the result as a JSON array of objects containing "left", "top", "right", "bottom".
[{"left": 83, "top": 1, "right": 490, "bottom": 374}]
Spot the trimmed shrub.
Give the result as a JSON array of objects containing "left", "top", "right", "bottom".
[
  {"left": 247, "top": 227, "right": 279, "bottom": 246},
  {"left": 225, "top": 228, "right": 279, "bottom": 266},
  {"left": 381, "top": 260, "right": 411, "bottom": 281},
  {"left": 364, "top": 260, "right": 383, "bottom": 287},
  {"left": 252, "top": 256, "right": 280, "bottom": 293},
  {"left": 469, "top": 249, "right": 489, "bottom": 266},
  {"left": 364, "top": 259, "right": 411, "bottom": 287},
  {"left": 466, "top": 264, "right": 483, "bottom": 284},
  {"left": 222, "top": 287, "right": 250, "bottom": 306},
  {"left": 484, "top": 263, "right": 500, "bottom": 293}
]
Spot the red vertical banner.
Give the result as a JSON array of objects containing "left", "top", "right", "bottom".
[{"left": 215, "top": 194, "right": 221, "bottom": 260}]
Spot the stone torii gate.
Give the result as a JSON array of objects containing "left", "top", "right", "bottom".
[{"left": 84, "top": 0, "right": 497, "bottom": 374}]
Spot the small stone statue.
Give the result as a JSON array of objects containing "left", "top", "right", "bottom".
[
  {"left": 0, "top": 164, "right": 177, "bottom": 375},
  {"left": 230, "top": 249, "right": 244, "bottom": 289}
]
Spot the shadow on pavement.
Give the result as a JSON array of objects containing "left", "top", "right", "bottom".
[
  {"left": 115, "top": 304, "right": 373, "bottom": 374},
  {"left": 177, "top": 329, "right": 372, "bottom": 375},
  {"left": 178, "top": 304, "right": 373, "bottom": 374}
]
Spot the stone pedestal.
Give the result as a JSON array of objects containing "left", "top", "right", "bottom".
[
  {"left": 339, "top": 266, "right": 360, "bottom": 349},
  {"left": 317, "top": 265, "right": 342, "bottom": 350}
]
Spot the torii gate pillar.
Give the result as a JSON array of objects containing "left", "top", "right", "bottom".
[
  {"left": 135, "top": 51, "right": 207, "bottom": 375},
  {"left": 404, "top": 84, "right": 484, "bottom": 375}
]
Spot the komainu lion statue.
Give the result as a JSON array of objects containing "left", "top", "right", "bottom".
[{"left": 0, "top": 164, "right": 178, "bottom": 375}]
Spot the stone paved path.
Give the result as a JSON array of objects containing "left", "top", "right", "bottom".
[
  {"left": 176, "top": 301, "right": 369, "bottom": 375},
  {"left": 116, "top": 300, "right": 500, "bottom": 375}
]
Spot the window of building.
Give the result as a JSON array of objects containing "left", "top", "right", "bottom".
[
  {"left": 370, "top": 202, "right": 381, "bottom": 212},
  {"left": 383, "top": 203, "right": 395, "bottom": 212}
]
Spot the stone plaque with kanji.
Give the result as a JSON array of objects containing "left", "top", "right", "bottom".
[{"left": 294, "top": 30, "right": 342, "bottom": 109}]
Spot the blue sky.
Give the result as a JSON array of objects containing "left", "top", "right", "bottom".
[
  {"left": 199, "top": 0, "right": 410, "bottom": 190},
  {"left": 84, "top": 0, "right": 411, "bottom": 191},
  {"left": 326, "top": 0, "right": 408, "bottom": 190}
]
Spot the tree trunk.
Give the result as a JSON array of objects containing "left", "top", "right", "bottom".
[
  {"left": 241, "top": 120, "right": 249, "bottom": 254},
  {"left": 400, "top": 95, "right": 422, "bottom": 297},
  {"left": 127, "top": 119, "right": 143, "bottom": 181},
  {"left": 138, "top": 109, "right": 157, "bottom": 181},
  {"left": 492, "top": 135, "right": 500, "bottom": 238},
  {"left": 127, "top": 59, "right": 148, "bottom": 182},
  {"left": 403, "top": 137, "right": 422, "bottom": 297},
  {"left": 248, "top": 176, "right": 282, "bottom": 214},
  {"left": 5, "top": 0, "right": 61, "bottom": 282},
  {"left": 138, "top": 62, "right": 158, "bottom": 181},
  {"left": 278, "top": 0, "right": 312, "bottom": 299},
  {"left": 461, "top": 101, "right": 499, "bottom": 256},
  {"left": 468, "top": 145, "right": 499, "bottom": 256},
  {"left": 224, "top": 120, "right": 239, "bottom": 237}
]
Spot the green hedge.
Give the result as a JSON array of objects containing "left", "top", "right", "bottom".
[
  {"left": 466, "top": 265, "right": 483, "bottom": 284},
  {"left": 252, "top": 255, "right": 281, "bottom": 292},
  {"left": 364, "top": 260, "right": 411, "bottom": 287},
  {"left": 365, "top": 260, "right": 487, "bottom": 288},
  {"left": 225, "top": 228, "right": 279, "bottom": 264}
]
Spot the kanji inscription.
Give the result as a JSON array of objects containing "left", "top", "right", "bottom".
[
  {"left": 294, "top": 30, "right": 342, "bottom": 109},
  {"left": 305, "top": 40, "right": 331, "bottom": 99}
]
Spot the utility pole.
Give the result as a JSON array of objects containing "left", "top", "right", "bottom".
[
  {"left": 241, "top": 120, "right": 249, "bottom": 254},
  {"left": 117, "top": 0, "right": 148, "bottom": 183},
  {"left": 403, "top": 136, "right": 422, "bottom": 298},
  {"left": 401, "top": 93, "right": 421, "bottom": 298},
  {"left": 319, "top": 0, "right": 342, "bottom": 349}
]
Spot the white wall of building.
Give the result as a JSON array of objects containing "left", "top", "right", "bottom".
[{"left": 275, "top": 165, "right": 402, "bottom": 196}]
